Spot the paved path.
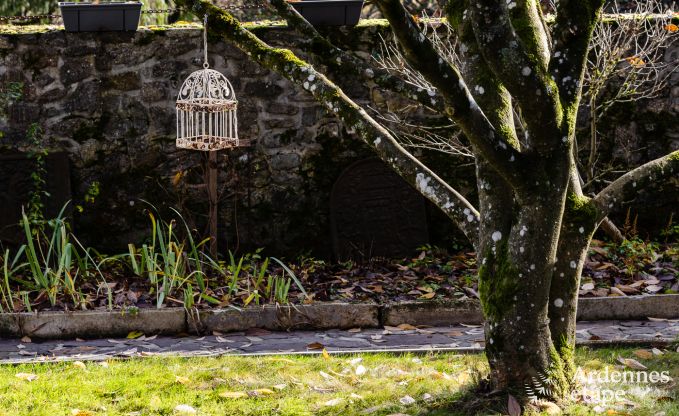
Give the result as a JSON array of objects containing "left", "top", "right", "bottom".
[{"left": 1, "top": 320, "right": 678, "bottom": 364}]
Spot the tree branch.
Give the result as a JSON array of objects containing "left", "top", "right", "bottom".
[
  {"left": 551, "top": 0, "right": 605, "bottom": 114},
  {"left": 468, "top": 0, "right": 563, "bottom": 153},
  {"left": 374, "top": 0, "right": 526, "bottom": 188},
  {"left": 266, "top": 0, "right": 448, "bottom": 113},
  {"left": 592, "top": 150, "right": 679, "bottom": 218},
  {"left": 174, "top": 0, "right": 482, "bottom": 242}
]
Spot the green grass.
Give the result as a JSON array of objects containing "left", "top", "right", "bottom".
[{"left": 0, "top": 348, "right": 677, "bottom": 415}]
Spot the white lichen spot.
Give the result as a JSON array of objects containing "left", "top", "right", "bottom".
[
  {"left": 489, "top": 338, "right": 494, "bottom": 345},
  {"left": 530, "top": 264, "right": 536, "bottom": 270},
  {"left": 364, "top": 68, "right": 374, "bottom": 78},
  {"left": 373, "top": 137, "right": 381, "bottom": 146},
  {"left": 463, "top": 208, "right": 471, "bottom": 215},
  {"left": 303, "top": 81, "right": 310, "bottom": 90},
  {"left": 474, "top": 85, "right": 485, "bottom": 95},
  {"left": 562, "top": 136, "right": 568, "bottom": 143},
  {"left": 633, "top": 181, "right": 637, "bottom": 187},
  {"left": 519, "top": 246, "right": 524, "bottom": 253},
  {"left": 427, "top": 89, "right": 436, "bottom": 97},
  {"left": 521, "top": 67, "right": 531, "bottom": 76},
  {"left": 578, "top": 226, "right": 585, "bottom": 234},
  {"left": 519, "top": 225, "right": 528, "bottom": 237},
  {"left": 554, "top": 51, "right": 561, "bottom": 58},
  {"left": 554, "top": 298, "right": 564, "bottom": 308},
  {"left": 491, "top": 231, "right": 502, "bottom": 242},
  {"left": 509, "top": 155, "right": 515, "bottom": 162},
  {"left": 415, "top": 173, "right": 435, "bottom": 197},
  {"left": 307, "top": 74, "right": 316, "bottom": 82},
  {"left": 570, "top": 261, "right": 577, "bottom": 269},
  {"left": 467, "top": 214, "right": 475, "bottom": 222}
]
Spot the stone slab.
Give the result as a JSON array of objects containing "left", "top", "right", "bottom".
[
  {"left": 0, "top": 308, "right": 186, "bottom": 340},
  {"left": 192, "top": 303, "right": 379, "bottom": 334},
  {"left": 381, "top": 299, "right": 484, "bottom": 327},
  {"left": 577, "top": 294, "right": 679, "bottom": 321}
]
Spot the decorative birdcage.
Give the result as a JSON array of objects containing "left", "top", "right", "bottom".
[{"left": 176, "top": 17, "right": 245, "bottom": 151}]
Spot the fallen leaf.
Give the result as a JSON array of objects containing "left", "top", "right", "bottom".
[
  {"left": 70, "top": 410, "right": 94, "bottom": 416},
  {"left": 219, "top": 391, "right": 248, "bottom": 399},
  {"left": 249, "top": 388, "right": 274, "bottom": 396},
  {"left": 347, "top": 328, "right": 362, "bottom": 333},
  {"left": 20, "top": 336, "right": 31, "bottom": 343},
  {"left": 535, "top": 400, "right": 561, "bottom": 415},
  {"left": 272, "top": 384, "right": 287, "bottom": 390},
  {"left": 307, "top": 342, "right": 324, "bottom": 350},
  {"left": 173, "top": 404, "right": 196, "bottom": 414},
  {"left": 508, "top": 394, "right": 521, "bottom": 416},
  {"left": 175, "top": 376, "right": 190, "bottom": 384},
  {"left": 126, "top": 331, "right": 144, "bottom": 339},
  {"left": 581, "top": 282, "right": 595, "bottom": 291},
  {"left": 324, "top": 398, "right": 343, "bottom": 406},
  {"left": 215, "top": 336, "right": 233, "bottom": 343},
  {"left": 633, "top": 349, "right": 653, "bottom": 360},
  {"left": 652, "top": 348, "right": 664, "bottom": 356},
  {"left": 72, "top": 361, "right": 87, "bottom": 370},
  {"left": 322, "top": 348, "right": 331, "bottom": 360},
  {"left": 419, "top": 292, "right": 436, "bottom": 299},
  {"left": 399, "top": 395, "right": 416, "bottom": 405},
  {"left": 618, "top": 357, "right": 648, "bottom": 370},
  {"left": 15, "top": 372, "right": 37, "bottom": 381},
  {"left": 397, "top": 323, "right": 418, "bottom": 330},
  {"left": 665, "top": 23, "right": 679, "bottom": 32},
  {"left": 610, "top": 287, "right": 626, "bottom": 296},
  {"left": 646, "top": 285, "right": 663, "bottom": 293}
]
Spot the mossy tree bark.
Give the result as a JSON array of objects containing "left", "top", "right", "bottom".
[{"left": 176, "top": 0, "right": 679, "bottom": 408}]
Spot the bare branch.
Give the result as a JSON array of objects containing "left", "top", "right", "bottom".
[
  {"left": 265, "top": 0, "right": 447, "bottom": 113},
  {"left": 374, "top": 0, "right": 526, "bottom": 188}
]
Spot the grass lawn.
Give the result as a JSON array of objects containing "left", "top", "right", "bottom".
[{"left": 0, "top": 347, "right": 678, "bottom": 415}]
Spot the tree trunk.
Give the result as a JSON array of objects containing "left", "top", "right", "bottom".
[{"left": 480, "top": 188, "right": 571, "bottom": 397}]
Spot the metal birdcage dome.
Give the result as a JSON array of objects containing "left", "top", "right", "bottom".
[{"left": 176, "top": 66, "right": 242, "bottom": 151}]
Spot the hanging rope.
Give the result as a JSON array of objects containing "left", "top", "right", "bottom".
[{"left": 203, "top": 14, "right": 209, "bottom": 69}]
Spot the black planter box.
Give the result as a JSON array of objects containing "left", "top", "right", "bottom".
[
  {"left": 288, "top": 0, "right": 364, "bottom": 26},
  {"left": 59, "top": 1, "right": 142, "bottom": 32}
]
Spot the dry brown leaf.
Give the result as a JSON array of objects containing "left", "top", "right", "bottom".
[
  {"left": 618, "top": 357, "right": 648, "bottom": 370},
  {"left": 397, "top": 323, "right": 418, "bottom": 330},
  {"left": 175, "top": 375, "right": 190, "bottom": 384},
  {"left": 609, "top": 287, "right": 626, "bottom": 296},
  {"left": 535, "top": 400, "right": 562, "bottom": 415},
  {"left": 419, "top": 292, "right": 436, "bottom": 299},
  {"left": 220, "top": 391, "right": 248, "bottom": 399},
  {"left": 347, "top": 328, "right": 362, "bottom": 333},
  {"left": 633, "top": 349, "right": 653, "bottom": 360},
  {"left": 307, "top": 342, "right": 324, "bottom": 350},
  {"left": 249, "top": 388, "right": 275, "bottom": 396},
  {"left": 15, "top": 372, "right": 37, "bottom": 381},
  {"left": 581, "top": 282, "right": 595, "bottom": 291},
  {"left": 20, "top": 336, "right": 31, "bottom": 343}
]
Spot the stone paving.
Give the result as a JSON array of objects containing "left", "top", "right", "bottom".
[{"left": 1, "top": 320, "right": 678, "bottom": 364}]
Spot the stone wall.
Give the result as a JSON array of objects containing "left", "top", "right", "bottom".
[{"left": 0, "top": 22, "right": 676, "bottom": 258}]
